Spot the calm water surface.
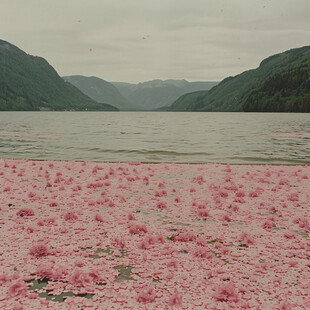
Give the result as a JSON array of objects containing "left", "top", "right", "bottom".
[{"left": 0, "top": 112, "right": 309, "bottom": 164}]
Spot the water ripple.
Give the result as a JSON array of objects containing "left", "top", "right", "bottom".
[{"left": 0, "top": 112, "right": 309, "bottom": 165}]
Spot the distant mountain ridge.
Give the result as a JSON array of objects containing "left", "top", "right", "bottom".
[
  {"left": 112, "top": 80, "right": 219, "bottom": 110},
  {"left": 170, "top": 45, "right": 310, "bottom": 112},
  {"left": 62, "top": 75, "right": 141, "bottom": 110},
  {"left": 0, "top": 40, "right": 118, "bottom": 111}
]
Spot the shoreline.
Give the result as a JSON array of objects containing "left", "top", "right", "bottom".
[
  {"left": 1, "top": 157, "right": 309, "bottom": 166},
  {"left": 1, "top": 158, "right": 309, "bottom": 309}
]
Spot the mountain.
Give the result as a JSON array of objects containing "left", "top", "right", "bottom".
[
  {"left": 170, "top": 46, "right": 310, "bottom": 112},
  {"left": 62, "top": 75, "right": 141, "bottom": 110},
  {"left": 111, "top": 82, "right": 136, "bottom": 99},
  {"left": 0, "top": 40, "right": 118, "bottom": 111},
  {"left": 112, "top": 79, "right": 218, "bottom": 110}
]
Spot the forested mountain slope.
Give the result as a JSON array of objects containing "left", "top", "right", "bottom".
[
  {"left": 170, "top": 46, "right": 310, "bottom": 112},
  {"left": 0, "top": 40, "right": 118, "bottom": 111}
]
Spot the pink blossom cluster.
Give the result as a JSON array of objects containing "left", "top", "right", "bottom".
[{"left": 0, "top": 158, "right": 309, "bottom": 309}]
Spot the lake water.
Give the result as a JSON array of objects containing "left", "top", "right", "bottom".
[{"left": 0, "top": 112, "right": 309, "bottom": 164}]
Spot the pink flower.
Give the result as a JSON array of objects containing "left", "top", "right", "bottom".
[
  {"left": 173, "top": 231, "right": 196, "bottom": 242},
  {"left": 88, "top": 270, "right": 101, "bottom": 283},
  {"left": 8, "top": 280, "right": 28, "bottom": 297},
  {"left": 108, "top": 200, "right": 115, "bottom": 207},
  {"left": 219, "top": 191, "right": 228, "bottom": 198},
  {"left": 87, "top": 182, "right": 104, "bottom": 188},
  {"left": 28, "top": 293, "right": 37, "bottom": 299},
  {"left": 16, "top": 208, "right": 34, "bottom": 217},
  {"left": 288, "top": 193, "right": 299, "bottom": 201},
  {"left": 156, "top": 234, "right": 165, "bottom": 243},
  {"left": 64, "top": 211, "right": 78, "bottom": 221},
  {"left": 234, "top": 197, "right": 246, "bottom": 204},
  {"left": 138, "top": 240, "right": 148, "bottom": 250},
  {"left": 12, "top": 304, "right": 23, "bottom": 310},
  {"left": 136, "top": 286, "right": 155, "bottom": 303},
  {"left": 279, "top": 178, "right": 288, "bottom": 185},
  {"left": 284, "top": 232, "right": 296, "bottom": 239},
  {"left": 167, "top": 259, "right": 178, "bottom": 269},
  {"left": 280, "top": 301, "right": 293, "bottom": 310},
  {"left": 157, "top": 202, "right": 167, "bottom": 209},
  {"left": 223, "top": 214, "right": 231, "bottom": 222},
  {"left": 28, "top": 191, "right": 35, "bottom": 197},
  {"left": 143, "top": 177, "right": 149, "bottom": 185},
  {"left": 112, "top": 237, "right": 126, "bottom": 249},
  {"left": 298, "top": 218, "right": 310, "bottom": 229},
  {"left": 52, "top": 265, "right": 68, "bottom": 280},
  {"left": 262, "top": 220, "right": 274, "bottom": 230},
  {"left": 128, "top": 213, "right": 136, "bottom": 221},
  {"left": 232, "top": 205, "right": 239, "bottom": 212},
  {"left": 65, "top": 177, "right": 74, "bottom": 185},
  {"left": 288, "top": 260, "right": 298, "bottom": 267},
  {"left": 194, "top": 247, "right": 212, "bottom": 259},
  {"left": 160, "top": 245, "right": 175, "bottom": 256},
  {"left": 26, "top": 226, "right": 34, "bottom": 233},
  {"left": 37, "top": 217, "right": 56, "bottom": 226},
  {"left": 196, "top": 236, "right": 207, "bottom": 247},
  {"left": 155, "top": 190, "right": 167, "bottom": 197},
  {"left": 168, "top": 289, "right": 182, "bottom": 306},
  {"left": 29, "top": 243, "right": 49, "bottom": 258},
  {"left": 249, "top": 191, "right": 258, "bottom": 197},
  {"left": 36, "top": 262, "right": 54, "bottom": 279},
  {"left": 96, "top": 199, "right": 105, "bottom": 205},
  {"left": 0, "top": 273, "right": 9, "bottom": 284},
  {"left": 213, "top": 283, "right": 238, "bottom": 302},
  {"left": 129, "top": 223, "right": 148, "bottom": 234},
  {"left": 71, "top": 269, "right": 93, "bottom": 286},
  {"left": 72, "top": 185, "right": 82, "bottom": 191},
  {"left": 198, "top": 209, "right": 209, "bottom": 218},
  {"left": 54, "top": 177, "right": 63, "bottom": 184},
  {"left": 46, "top": 181, "right": 52, "bottom": 188},
  {"left": 192, "top": 176, "right": 205, "bottom": 185},
  {"left": 95, "top": 213, "right": 104, "bottom": 222},
  {"left": 239, "top": 232, "right": 254, "bottom": 245}
]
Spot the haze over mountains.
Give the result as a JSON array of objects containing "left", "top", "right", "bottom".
[
  {"left": 62, "top": 75, "right": 140, "bottom": 111},
  {"left": 112, "top": 80, "right": 218, "bottom": 110},
  {"left": 63, "top": 76, "right": 218, "bottom": 110},
  {"left": 0, "top": 40, "right": 118, "bottom": 111}
]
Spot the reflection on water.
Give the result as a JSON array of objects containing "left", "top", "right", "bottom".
[{"left": 0, "top": 112, "right": 309, "bottom": 164}]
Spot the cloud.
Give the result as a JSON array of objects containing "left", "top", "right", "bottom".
[{"left": 0, "top": 0, "right": 309, "bottom": 83}]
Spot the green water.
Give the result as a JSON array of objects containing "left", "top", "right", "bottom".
[{"left": 0, "top": 111, "right": 309, "bottom": 164}]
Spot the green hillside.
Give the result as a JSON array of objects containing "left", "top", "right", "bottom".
[
  {"left": 63, "top": 75, "right": 140, "bottom": 110},
  {"left": 112, "top": 80, "right": 218, "bottom": 110},
  {"left": 0, "top": 40, "right": 118, "bottom": 111},
  {"left": 170, "top": 46, "right": 310, "bottom": 112}
]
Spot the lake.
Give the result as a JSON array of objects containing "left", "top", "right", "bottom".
[{"left": 0, "top": 112, "right": 309, "bottom": 164}]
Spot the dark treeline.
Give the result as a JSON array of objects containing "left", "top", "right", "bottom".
[{"left": 243, "top": 64, "right": 310, "bottom": 112}]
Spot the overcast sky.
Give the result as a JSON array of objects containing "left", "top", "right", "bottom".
[{"left": 1, "top": 0, "right": 309, "bottom": 83}]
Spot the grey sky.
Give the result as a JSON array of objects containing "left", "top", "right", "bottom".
[{"left": 1, "top": 0, "right": 309, "bottom": 83}]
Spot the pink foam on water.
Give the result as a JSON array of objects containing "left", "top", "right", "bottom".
[{"left": 0, "top": 158, "right": 309, "bottom": 309}]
